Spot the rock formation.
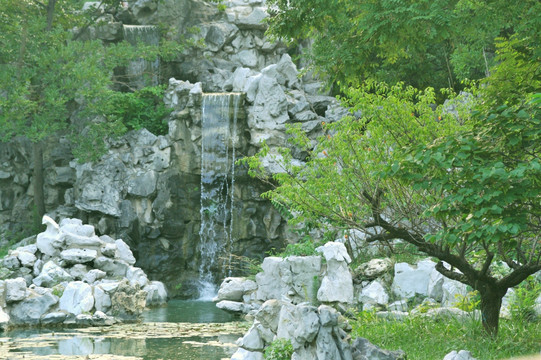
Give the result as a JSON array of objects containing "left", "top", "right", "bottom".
[{"left": 0, "top": 216, "right": 167, "bottom": 330}]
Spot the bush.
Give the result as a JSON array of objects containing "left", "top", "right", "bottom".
[
  {"left": 264, "top": 338, "right": 293, "bottom": 360},
  {"left": 107, "top": 85, "right": 170, "bottom": 136}
]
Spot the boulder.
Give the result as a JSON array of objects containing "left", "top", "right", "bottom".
[
  {"left": 67, "top": 264, "right": 89, "bottom": 280},
  {"left": 41, "top": 311, "right": 68, "bottom": 325},
  {"left": 5, "top": 278, "right": 27, "bottom": 303},
  {"left": 354, "top": 258, "right": 392, "bottom": 281},
  {"left": 110, "top": 280, "right": 147, "bottom": 320},
  {"left": 115, "top": 239, "right": 136, "bottom": 265},
  {"left": 441, "top": 279, "right": 469, "bottom": 307},
  {"left": 9, "top": 287, "right": 58, "bottom": 325},
  {"left": 391, "top": 259, "right": 436, "bottom": 299},
  {"left": 351, "top": 337, "right": 406, "bottom": 360},
  {"left": 255, "top": 299, "right": 283, "bottom": 333},
  {"left": 59, "top": 281, "right": 95, "bottom": 316},
  {"left": 359, "top": 280, "right": 389, "bottom": 307},
  {"left": 126, "top": 266, "right": 149, "bottom": 287},
  {"left": 237, "top": 323, "right": 265, "bottom": 351},
  {"left": 443, "top": 350, "right": 477, "bottom": 360},
  {"left": 216, "top": 300, "right": 246, "bottom": 313},
  {"left": 33, "top": 261, "right": 73, "bottom": 288},
  {"left": 83, "top": 269, "right": 107, "bottom": 284},
  {"left": 231, "top": 348, "right": 264, "bottom": 360},
  {"left": 217, "top": 277, "right": 248, "bottom": 301},
  {"left": 36, "top": 215, "right": 62, "bottom": 257},
  {"left": 276, "top": 303, "right": 320, "bottom": 350},
  {"left": 143, "top": 281, "right": 168, "bottom": 307},
  {"left": 0, "top": 306, "right": 10, "bottom": 330},
  {"left": 316, "top": 242, "right": 354, "bottom": 304},
  {"left": 16, "top": 251, "right": 37, "bottom": 268},
  {"left": 94, "top": 256, "right": 129, "bottom": 277},
  {"left": 61, "top": 248, "right": 98, "bottom": 264},
  {"left": 94, "top": 285, "right": 112, "bottom": 313}
]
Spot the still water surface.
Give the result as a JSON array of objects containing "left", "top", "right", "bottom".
[{"left": 0, "top": 300, "right": 244, "bottom": 360}]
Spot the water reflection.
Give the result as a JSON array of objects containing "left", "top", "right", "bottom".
[{"left": 1, "top": 301, "right": 244, "bottom": 360}]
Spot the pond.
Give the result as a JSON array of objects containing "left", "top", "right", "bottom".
[{"left": 0, "top": 300, "right": 246, "bottom": 360}]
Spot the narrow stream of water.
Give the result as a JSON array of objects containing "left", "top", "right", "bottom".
[{"left": 0, "top": 301, "right": 244, "bottom": 360}]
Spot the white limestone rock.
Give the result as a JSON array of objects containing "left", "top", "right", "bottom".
[
  {"left": 237, "top": 323, "right": 265, "bottom": 351},
  {"left": 16, "top": 251, "right": 37, "bottom": 268},
  {"left": 354, "top": 258, "right": 392, "bottom": 280},
  {"left": 443, "top": 350, "right": 477, "bottom": 360},
  {"left": 254, "top": 299, "right": 283, "bottom": 333},
  {"left": 33, "top": 260, "right": 73, "bottom": 288},
  {"left": 5, "top": 277, "right": 27, "bottom": 303},
  {"left": 144, "top": 281, "right": 168, "bottom": 307},
  {"left": 94, "top": 256, "right": 129, "bottom": 277},
  {"left": 0, "top": 306, "right": 10, "bottom": 330},
  {"left": 231, "top": 348, "right": 264, "bottom": 360},
  {"left": 68, "top": 264, "right": 90, "bottom": 280},
  {"left": 442, "top": 279, "right": 469, "bottom": 307},
  {"left": 83, "top": 269, "right": 107, "bottom": 284},
  {"left": 316, "top": 242, "right": 354, "bottom": 304},
  {"left": 115, "top": 239, "right": 136, "bottom": 265},
  {"left": 126, "top": 266, "right": 149, "bottom": 287},
  {"left": 216, "top": 300, "right": 246, "bottom": 313},
  {"left": 94, "top": 285, "right": 112, "bottom": 313},
  {"left": 59, "top": 281, "right": 94, "bottom": 315},
  {"left": 61, "top": 248, "right": 98, "bottom": 264},
  {"left": 359, "top": 280, "right": 389, "bottom": 306},
  {"left": 9, "top": 287, "right": 58, "bottom": 325},
  {"left": 276, "top": 303, "right": 320, "bottom": 350},
  {"left": 391, "top": 259, "right": 436, "bottom": 299},
  {"left": 36, "top": 215, "right": 62, "bottom": 257},
  {"left": 217, "top": 277, "right": 249, "bottom": 301}
]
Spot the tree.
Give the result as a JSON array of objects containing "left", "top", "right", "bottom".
[
  {"left": 265, "top": 0, "right": 540, "bottom": 91},
  {"left": 0, "top": 0, "right": 171, "bottom": 230},
  {"left": 243, "top": 37, "right": 540, "bottom": 334}
]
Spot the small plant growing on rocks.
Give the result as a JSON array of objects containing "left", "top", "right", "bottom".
[{"left": 264, "top": 338, "right": 293, "bottom": 360}]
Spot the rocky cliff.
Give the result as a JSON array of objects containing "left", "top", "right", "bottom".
[{"left": 0, "top": 0, "right": 345, "bottom": 298}]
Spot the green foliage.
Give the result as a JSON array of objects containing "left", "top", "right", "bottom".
[
  {"left": 453, "top": 290, "right": 481, "bottom": 312},
  {"left": 245, "top": 82, "right": 467, "bottom": 236},
  {"left": 265, "top": 0, "right": 540, "bottom": 91},
  {"left": 106, "top": 85, "right": 170, "bottom": 135},
  {"left": 273, "top": 240, "right": 319, "bottom": 258},
  {"left": 351, "top": 310, "right": 541, "bottom": 359},
  {"left": 509, "top": 279, "right": 541, "bottom": 322},
  {"left": 264, "top": 338, "right": 293, "bottom": 360}
]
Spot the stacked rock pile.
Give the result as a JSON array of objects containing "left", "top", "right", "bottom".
[{"left": 0, "top": 216, "right": 167, "bottom": 330}]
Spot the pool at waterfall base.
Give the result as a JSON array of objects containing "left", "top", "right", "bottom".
[{"left": 0, "top": 300, "right": 245, "bottom": 360}]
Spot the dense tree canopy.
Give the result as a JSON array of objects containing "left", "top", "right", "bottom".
[
  {"left": 246, "top": 1, "right": 541, "bottom": 335},
  {"left": 266, "top": 0, "right": 541, "bottom": 91},
  {"left": 0, "top": 0, "right": 174, "bottom": 227}
]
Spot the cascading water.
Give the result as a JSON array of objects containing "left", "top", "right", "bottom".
[
  {"left": 122, "top": 25, "right": 160, "bottom": 89},
  {"left": 198, "top": 93, "right": 241, "bottom": 300}
]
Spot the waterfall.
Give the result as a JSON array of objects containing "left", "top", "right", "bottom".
[
  {"left": 122, "top": 25, "right": 160, "bottom": 89},
  {"left": 198, "top": 93, "right": 241, "bottom": 300}
]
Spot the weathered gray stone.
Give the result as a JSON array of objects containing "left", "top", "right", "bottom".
[
  {"left": 9, "top": 288, "right": 58, "bottom": 325},
  {"left": 83, "top": 269, "right": 107, "bottom": 284},
  {"left": 231, "top": 348, "right": 264, "bottom": 360},
  {"left": 354, "top": 258, "right": 393, "bottom": 281},
  {"left": 391, "top": 259, "right": 436, "bottom": 299},
  {"left": 16, "top": 251, "right": 37, "bottom": 268},
  {"left": 216, "top": 300, "right": 246, "bottom": 313},
  {"left": 110, "top": 280, "right": 147, "bottom": 320},
  {"left": 359, "top": 280, "right": 389, "bottom": 306},
  {"left": 255, "top": 299, "right": 283, "bottom": 333},
  {"left": 0, "top": 306, "right": 9, "bottom": 330},
  {"left": 59, "top": 281, "right": 94, "bottom": 315},
  {"left": 94, "top": 285, "right": 112, "bottom": 313},
  {"left": 33, "top": 261, "right": 73, "bottom": 288},
  {"left": 94, "top": 256, "right": 129, "bottom": 277},
  {"left": 36, "top": 215, "right": 62, "bottom": 257},
  {"left": 217, "top": 277, "right": 247, "bottom": 301},
  {"left": 237, "top": 323, "right": 265, "bottom": 351},
  {"left": 61, "top": 248, "right": 98, "bottom": 264},
  {"left": 67, "top": 264, "right": 90, "bottom": 280},
  {"left": 5, "top": 278, "right": 27, "bottom": 303},
  {"left": 276, "top": 303, "right": 320, "bottom": 350},
  {"left": 126, "top": 266, "right": 149, "bottom": 287},
  {"left": 41, "top": 311, "right": 68, "bottom": 325},
  {"left": 101, "top": 242, "right": 117, "bottom": 258},
  {"left": 2, "top": 255, "right": 20, "bottom": 270},
  {"left": 115, "top": 239, "right": 136, "bottom": 265},
  {"left": 351, "top": 337, "right": 406, "bottom": 360},
  {"left": 316, "top": 242, "right": 354, "bottom": 304},
  {"left": 143, "top": 281, "right": 167, "bottom": 307},
  {"left": 443, "top": 350, "right": 477, "bottom": 360}
]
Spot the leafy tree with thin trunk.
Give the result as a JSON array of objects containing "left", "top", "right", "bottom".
[
  {"left": 0, "top": 0, "right": 175, "bottom": 230},
  {"left": 242, "top": 37, "right": 540, "bottom": 335}
]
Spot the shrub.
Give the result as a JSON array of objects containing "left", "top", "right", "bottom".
[{"left": 264, "top": 338, "right": 293, "bottom": 360}]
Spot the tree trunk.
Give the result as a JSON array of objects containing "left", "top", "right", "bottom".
[
  {"left": 479, "top": 287, "right": 505, "bottom": 336},
  {"left": 32, "top": 141, "right": 46, "bottom": 231}
]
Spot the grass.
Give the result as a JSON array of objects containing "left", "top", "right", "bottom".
[{"left": 350, "top": 311, "right": 541, "bottom": 360}]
